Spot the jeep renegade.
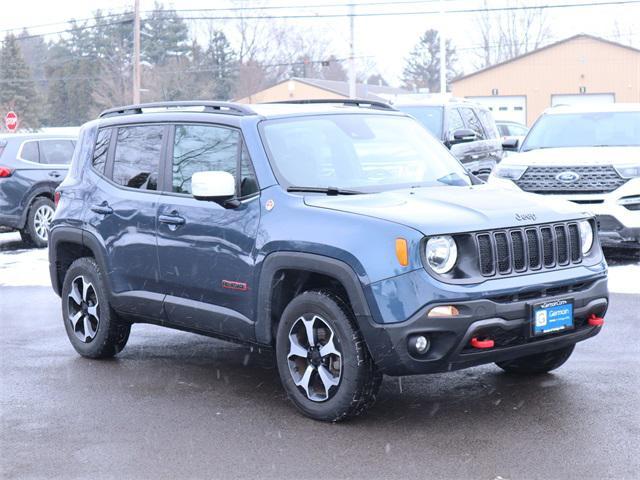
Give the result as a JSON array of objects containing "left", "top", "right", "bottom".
[{"left": 49, "top": 100, "right": 608, "bottom": 422}]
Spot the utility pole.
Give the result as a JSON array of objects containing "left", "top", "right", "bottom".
[
  {"left": 348, "top": 3, "right": 356, "bottom": 99},
  {"left": 439, "top": 0, "right": 447, "bottom": 94},
  {"left": 133, "top": 0, "right": 141, "bottom": 104}
]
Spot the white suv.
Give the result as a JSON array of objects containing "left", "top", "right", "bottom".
[{"left": 489, "top": 103, "right": 640, "bottom": 249}]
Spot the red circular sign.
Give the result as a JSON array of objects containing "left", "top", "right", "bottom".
[{"left": 5, "top": 111, "right": 18, "bottom": 132}]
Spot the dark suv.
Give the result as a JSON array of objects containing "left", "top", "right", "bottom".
[
  {"left": 49, "top": 100, "right": 608, "bottom": 422},
  {"left": 0, "top": 133, "right": 76, "bottom": 246},
  {"left": 395, "top": 98, "right": 503, "bottom": 179}
]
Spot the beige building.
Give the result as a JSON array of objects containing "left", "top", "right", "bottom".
[
  {"left": 451, "top": 34, "right": 640, "bottom": 126},
  {"left": 235, "top": 77, "right": 408, "bottom": 104}
]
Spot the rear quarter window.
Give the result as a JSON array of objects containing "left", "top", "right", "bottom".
[
  {"left": 92, "top": 129, "right": 111, "bottom": 175},
  {"left": 39, "top": 139, "right": 75, "bottom": 164},
  {"left": 20, "top": 141, "right": 39, "bottom": 162}
]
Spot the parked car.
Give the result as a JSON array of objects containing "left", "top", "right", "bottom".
[
  {"left": 49, "top": 100, "right": 608, "bottom": 422},
  {"left": 496, "top": 120, "right": 529, "bottom": 140},
  {"left": 489, "top": 103, "right": 640, "bottom": 249},
  {"left": 0, "top": 133, "right": 77, "bottom": 246},
  {"left": 394, "top": 97, "right": 503, "bottom": 179}
]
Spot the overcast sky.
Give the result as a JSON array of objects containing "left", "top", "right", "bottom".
[{"left": 1, "top": 0, "right": 638, "bottom": 85}]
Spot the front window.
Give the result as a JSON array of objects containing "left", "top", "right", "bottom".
[
  {"left": 260, "top": 114, "right": 470, "bottom": 193},
  {"left": 522, "top": 111, "right": 640, "bottom": 151}
]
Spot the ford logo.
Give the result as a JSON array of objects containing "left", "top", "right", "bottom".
[{"left": 556, "top": 171, "right": 580, "bottom": 183}]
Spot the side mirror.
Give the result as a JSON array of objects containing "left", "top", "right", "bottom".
[
  {"left": 501, "top": 137, "right": 519, "bottom": 152},
  {"left": 450, "top": 128, "right": 477, "bottom": 145},
  {"left": 191, "top": 171, "right": 235, "bottom": 205}
]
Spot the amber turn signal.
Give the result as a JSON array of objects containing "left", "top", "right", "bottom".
[
  {"left": 427, "top": 305, "right": 460, "bottom": 317},
  {"left": 395, "top": 238, "right": 409, "bottom": 266}
]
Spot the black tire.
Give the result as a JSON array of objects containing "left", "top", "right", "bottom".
[
  {"left": 21, "top": 197, "right": 55, "bottom": 248},
  {"left": 496, "top": 344, "right": 575, "bottom": 374},
  {"left": 61, "top": 257, "right": 130, "bottom": 359},
  {"left": 275, "top": 290, "right": 382, "bottom": 422}
]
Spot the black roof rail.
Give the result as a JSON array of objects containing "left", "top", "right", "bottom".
[
  {"left": 265, "top": 98, "right": 396, "bottom": 111},
  {"left": 99, "top": 101, "right": 255, "bottom": 118}
]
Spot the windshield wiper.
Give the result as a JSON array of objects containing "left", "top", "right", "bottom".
[{"left": 287, "top": 186, "right": 363, "bottom": 196}]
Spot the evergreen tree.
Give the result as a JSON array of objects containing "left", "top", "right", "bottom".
[
  {"left": 142, "top": 2, "right": 189, "bottom": 65},
  {"left": 402, "top": 29, "right": 457, "bottom": 93},
  {"left": 201, "top": 30, "right": 237, "bottom": 100},
  {"left": 0, "top": 33, "right": 42, "bottom": 129}
]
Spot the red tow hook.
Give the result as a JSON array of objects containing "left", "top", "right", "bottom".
[
  {"left": 588, "top": 314, "right": 605, "bottom": 327},
  {"left": 470, "top": 337, "right": 495, "bottom": 349}
]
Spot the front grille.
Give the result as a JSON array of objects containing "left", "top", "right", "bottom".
[
  {"left": 475, "top": 222, "right": 582, "bottom": 277},
  {"left": 515, "top": 165, "right": 627, "bottom": 194}
]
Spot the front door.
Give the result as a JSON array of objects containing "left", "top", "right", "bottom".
[{"left": 156, "top": 124, "right": 261, "bottom": 341}]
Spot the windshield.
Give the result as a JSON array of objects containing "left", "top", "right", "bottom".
[
  {"left": 522, "top": 111, "right": 640, "bottom": 151},
  {"left": 260, "top": 113, "right": 470, "bottom": 192},
  {"left": 395, "top": 105, "right": 443, "bottom": 138}
]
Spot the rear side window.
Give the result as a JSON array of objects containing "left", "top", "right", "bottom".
[
  {"left": 172, "top": 124, "right": 239, "bottom": 195},
  {"left": 113, "top": 125, "right": 163, "bottom": 190},
  {"left": 20, "top": 141, "right": 39, "bottom": 162},
  {"left": 460, "top": 107, "right": 486, "bottom": 140},
  {"left": 39, "top": 139, "right": 75, "bottom": 164},
  {"left": 92, "top": 129, "right": 111, "bottom": 174}
]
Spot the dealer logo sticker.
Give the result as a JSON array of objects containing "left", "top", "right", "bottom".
[
  {"left": 535, "top": 310, "right": 548, "bottom": 327},
  {"left": 265, "top": 199, "right": 275, "bottom": 211}
]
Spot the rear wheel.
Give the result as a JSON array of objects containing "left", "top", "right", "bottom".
[
  {"left": 496, "top": 344, "right": 575, "bottom": 374},
  {"left": 61, "top": 257, "right": 130, "bottom": 359},
  {"left": 21, "top": 197, "right": 55, "bottom": 248},
  {"left": 275, "top": 290, "right": 382, "bottom": 422}
]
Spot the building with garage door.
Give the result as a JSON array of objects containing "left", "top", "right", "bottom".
[{"left": 451, "top": 34, "right": 640, "bottom": 126}]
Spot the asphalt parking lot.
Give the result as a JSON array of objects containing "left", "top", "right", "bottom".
[{"left": 1, "top": 235, "right": 639, "bottom": 479}]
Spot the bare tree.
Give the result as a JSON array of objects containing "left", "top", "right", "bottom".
[{"left": 473, "top": 0, "right": 552, "bottom": 69}]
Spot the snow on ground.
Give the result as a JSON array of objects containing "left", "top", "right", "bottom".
[
  {"left": 0, "top": 231, "right": 638, "bottom": 293},
  {"left": 0, "top": 232, "right": 50, "bottom": 287}
]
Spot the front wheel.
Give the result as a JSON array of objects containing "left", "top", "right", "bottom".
[
  {"left": 275, "top": 290, "right": 382, "bottom": 422},
  {"left": 496, "top": 344, "right": 575, "bottom": 374}
]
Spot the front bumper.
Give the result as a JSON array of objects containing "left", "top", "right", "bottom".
[{"left": 360, "top": 276, "right": 608, "bottom": 376}]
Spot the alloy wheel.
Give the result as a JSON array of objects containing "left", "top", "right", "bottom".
[
  {"left": 67, "top": 276, "right": 100, "bottom": 342},
  {"left": 287, "top": 314, "right": 342, "bottom": 402},
  {"left": 33, "top": 204, "right": 54, "bottom": 242}
]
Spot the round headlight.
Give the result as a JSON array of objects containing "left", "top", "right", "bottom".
[
  {"left": 579, "top": 220, "right": 594, "bottom": 254},
  {"left": 425, "top": 236, "right": 458, "bottom": 274}
]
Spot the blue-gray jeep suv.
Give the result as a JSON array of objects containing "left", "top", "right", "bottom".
[{"left": 49, "top": 100, "right": 608, "bottom": 422}]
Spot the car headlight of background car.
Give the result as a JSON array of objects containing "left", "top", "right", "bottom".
[
  {"left": 579, "top": 220, "right": 594, "bottom": 254},
  {"left": 425, "top": 236, "right": 458, "bottom": 274},
  {"left": 614, "top": 163, "right": 640, "bottom": 179},
  {"left": 493, "top": 164, "right": 528, "bottom": 180}
]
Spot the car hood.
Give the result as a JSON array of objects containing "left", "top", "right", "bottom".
[
  {"left": 504, "top": 146, "right": 639, "bottom": 166},
  {"left": 304, "top": 184, "right": 587, "bottom": 236}
]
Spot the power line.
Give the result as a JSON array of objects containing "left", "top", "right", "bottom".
[{"left": 3, "top": 0, "right": 639, "bottom": 41}]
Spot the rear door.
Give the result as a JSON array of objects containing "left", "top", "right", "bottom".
[
  {"left": 156, "top": 123, "right": 261, "bottom": 341},
  {"left": 83, "top": 124, "right": 165, "bottom": 316}
]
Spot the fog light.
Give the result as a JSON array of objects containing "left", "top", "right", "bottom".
[
  {"left": 408, "top": 335, "right": 430, "bottom": 355},
  {"left": 428, "top": 305, "right": 459, "bottom": 317}
]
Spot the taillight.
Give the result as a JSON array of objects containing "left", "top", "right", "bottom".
[
  {"left": 0, "top": 166, "right": 13, "bottom": 177},
  {"left": 54, "top": 191, "right": 61, "bottom": 207}
]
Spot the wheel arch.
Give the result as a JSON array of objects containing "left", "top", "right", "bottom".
[
  {"left": 18, "top": 185, "right": 56, "bottom": 229},
  {"left": 49, "top": 227, "right": 110, "bottom": 297},
  {"left": 255, "top": 252, "right": 374, "bottom": 345}
]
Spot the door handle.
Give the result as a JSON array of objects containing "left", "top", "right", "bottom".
[
  {"left": 90, "top": 203, "right": 113, "bottom": 215},
  {"left": 159, "top": 214, "right": 186, "bottom": 226},
  {"left": 49, "top": 171, "right": 62, "bottom": 178}
]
